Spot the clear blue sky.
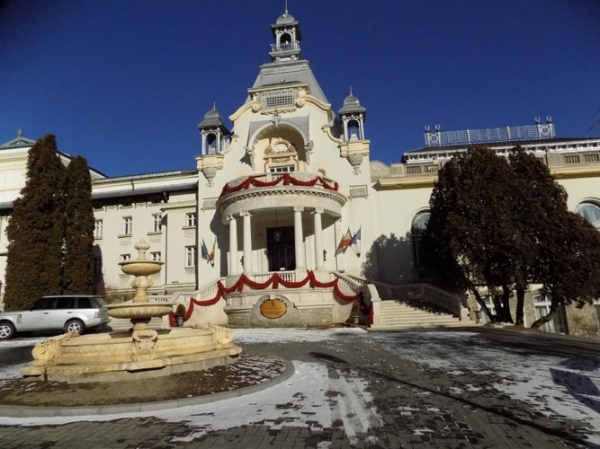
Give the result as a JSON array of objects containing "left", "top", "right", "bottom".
[{"left": 1, "top": 0, "right": 599, "bottom": 177}]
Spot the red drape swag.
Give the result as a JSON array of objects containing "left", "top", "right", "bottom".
[
  {"left": 168, "top": 271, "right": 359, "bottom": 327},
  {"left": 220, "top": 173, "right": 339, "bottom": 197}
]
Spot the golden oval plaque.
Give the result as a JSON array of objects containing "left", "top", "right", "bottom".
[{"left": 260, "top": 298, "right": 287, "bottom": 319}]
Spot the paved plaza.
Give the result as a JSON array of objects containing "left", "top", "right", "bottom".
[{"left": 1, "top": 327, "right": 600, "bottom": 448}]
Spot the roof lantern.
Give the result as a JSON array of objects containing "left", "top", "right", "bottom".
[
  {"left": 338, "top": 88, "right": 367, "bottom": 118},
  {"left": 338, "top": 88, "right": 367, "bottom": 142},
  {"left": 269, "top": 2, "right": 302, "bottom": 62},
  {"left": 197, "top": 104, "right": 229, "bottom": 133}
]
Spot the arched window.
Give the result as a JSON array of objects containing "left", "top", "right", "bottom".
[
  {"left": 411, "top": 211, "right": 430, "bottom": 278},
  {"left": 575, "top": 202, "right": 600, "bottom": 230}
]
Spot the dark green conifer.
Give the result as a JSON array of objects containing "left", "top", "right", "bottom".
[
  {"left": 4, "top": 134, "right": 66, "bottom": 310},
  {"left": 63, "top": 156, "right": 95, "bottom": 294}
]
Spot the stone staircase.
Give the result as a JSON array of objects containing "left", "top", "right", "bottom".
[{"left": 369, "top": 300, "right": 477, "bottom": 331}]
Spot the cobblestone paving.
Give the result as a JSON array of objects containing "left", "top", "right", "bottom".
[{"left": 0, "top": 329, "right": 598, "bottom": 448}]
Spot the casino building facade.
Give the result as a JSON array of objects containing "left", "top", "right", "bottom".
[{"left": 1, "top": 9, "right": 600, "bottom": 334}]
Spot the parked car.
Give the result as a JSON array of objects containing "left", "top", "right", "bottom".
[{"left": 0, "top": 295, "right": 110, "bottom": 340}]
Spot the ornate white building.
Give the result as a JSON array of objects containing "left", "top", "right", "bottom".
[{"left": 2, "top": 9, "right": 600, "bottom": 334}]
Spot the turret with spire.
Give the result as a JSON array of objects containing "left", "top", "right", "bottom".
[
  {"left": 269, "top": 1, "right": 303, "bottom": 62},
  {"left": 338, "top": 87, "right": 367, "bottom": 142},
  {"left": 197, "top": 103, "right": 230, "bottom": 155}
]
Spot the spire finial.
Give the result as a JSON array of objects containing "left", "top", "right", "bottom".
[
  {"left": 213, "top": 101, "right": 216, "bottom": 110},
  {"left": 349, "top": 86, "right": 353, "bottom": 96},
  {"left": 284, "top": 0, "right": 288, "bottom": 15},
  {"left": 17, "top": 129, "right": 22, "bottom": 138}
]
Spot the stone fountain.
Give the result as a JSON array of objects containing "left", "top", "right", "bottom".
[{"left": 21, "top": 240, "right": 242, "bottom": 383}]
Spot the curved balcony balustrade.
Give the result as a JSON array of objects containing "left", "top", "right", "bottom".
[{"left": 216, "top": 172, "right": 347, "bottom": 222}]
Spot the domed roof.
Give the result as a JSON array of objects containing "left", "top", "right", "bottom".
[
  {"left": 276, "top": 12, "right": 296, "bottom": 25},
  {"left": 203, "top": 108, "right": 220, "bottom": 120},
  {"left": 338, "top": 89, "right": 366, "bottom": 116},
  {"left": 343, "top": 93, "right": 361, "bottom": 107},
  {"left": 197, "top": 105, "right": 229, "bottom": 131}
]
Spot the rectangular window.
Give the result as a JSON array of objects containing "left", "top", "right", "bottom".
[
  {"left": 269, "top": 165, "right": 295, "bottom": 174},
  {"left": 150, "top": 251, "right": 161, "bottom": 261},
  {"left": 94, "top": 219, "right": 103, "bottom": 239},
  {"left": 476, "top": 295, "right": 496, "bottom": 324},
  {"left": 186, "top": 213, "right": 197, "bottom": 227},
  {"left": 120, "top": 254, "right": 131, "bottom": 262},
  {"left": 152, "top": 213, "right": 162, "bottom": 232},
  {"left": 534, "top": 294, "right": 564, "bottom": 334},
  {"left": 185, "top": 246, "right": 196, "bottom": 268},
  {"left": 123, "top": 217, "right": 132, "bottom": 235}
]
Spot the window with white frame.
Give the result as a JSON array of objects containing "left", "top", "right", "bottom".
[
  {"left": 151, "top": 213, "right": 162, "bottom": 233},
  {"left": 120, "top": 254, "right": 131, "bottom": 262},
  {"left": 575, "top": 202, "right": 600, "bottom": 231},
  {"left": 150, "top": 251, "right": 161, "bottom": 261},
  {"left": 186, "top": 213, "right": 197, "bottom": 227},
  {"left": 122, "top": 217, "right": 132, "bottom": 235},
  {"left": 533, "top": 294, "right": 564, "bottom": 334},
  {"left": 269, "top": 165, "right": 295, "bottom": 174},
  {"left": 185, "top": 246, "right": 196, "bottom": 268},
  {"left": 94, "top": 219, "right": 103, "bottom": 239},
  {"left": 475, "top": 295, "right": 496, "bottom": 324}
]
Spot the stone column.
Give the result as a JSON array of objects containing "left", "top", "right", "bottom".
[
  {"left": 228, "top": 215, "right": 239, "bottom": 276},
  {"left": 201, "top": 132, "right": 207, "bottom": 156},
  {"left": 313, "top": 208, "right": 324, "bottom": 270},
  {"left": 293, "top": 206, "right": 305, "bottom": 270},
  {"left": 241, "top": 211, "right": 252, "bottom": 274}
]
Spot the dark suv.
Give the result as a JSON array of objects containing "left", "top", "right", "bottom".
[{"left": 0, "top": 295, "right": 109, "bottom": 340}]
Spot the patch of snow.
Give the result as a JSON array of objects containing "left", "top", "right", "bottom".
[
  {"left": 234, "top": 327, "right": 367, "bottom": 344},
  {"left": 0, "top": 337, "right": 42, "bottom": 349},
  {"left": 0, "top": 362, "right": 28, "bottom": 381},
  {"left": 0, "top": 360, "right": 381, "bottom": 445}
]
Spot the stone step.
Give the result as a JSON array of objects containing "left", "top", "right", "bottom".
[{"left": 371, "top": 298, "right": 477, "bottom": 331}]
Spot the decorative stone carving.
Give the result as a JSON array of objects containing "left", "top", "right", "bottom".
[
  {"left": 202, "top": 198, "right": 218, "bottom": 210},
  {"left": 201, "top": 166, "right": 218, "bottom": 187},
  {"left": 32, "top": 332, "right": 77, "bottom": 364},
  {"left": 245, "top": 146, "right": 256, "bottom": 169},
  {"left": 209, "top": 325, "right": 234, "bottom": 345},
  {"left": 348, "top": 153, "right": 364, "bottom": 174},
  {"left": 349, "top": 185, "right": 368, "bottom": 199},
  {"left": 295, "top": 96, "right": 305, "bottom": 108},
  {"left": 339, "top": 139, "right": 370, "bottom": 176},
  {"left": 131, "top": 328, "right": 159, "bottom": 361},
  {"left": 305, "top": 140, "right": 314, "bottom": 165},
  {"left": 196, "top": 153, "right": 225, "bottom": 187}
]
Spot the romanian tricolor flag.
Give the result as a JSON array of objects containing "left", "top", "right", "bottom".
[{"left": 337, "top": 228, "right": 353, "bottom": 253}]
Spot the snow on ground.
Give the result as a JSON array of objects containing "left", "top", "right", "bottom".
[
  {"left": 233, "top": 326, "right": 367, "bottom": 344},
  {"left": 372, "top": 331, "right": 600, "bottom": 446},
  {"left": 0, "top": 337, "right": 42, "bottom": 349},
  {"left": 1, "top": 328, "right": 599, "bottom": 446},
  {"left": 0, "top": 360, "right": 381, "bottom": 444}
]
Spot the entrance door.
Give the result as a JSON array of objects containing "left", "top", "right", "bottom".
[{"left": 267, "top": 226, "right": 296, "bottom": 271}]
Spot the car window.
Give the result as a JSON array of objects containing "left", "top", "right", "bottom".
[
  {"left": 92, "top": 297, "right": 107, "bottom": 307},
  {"left": 55, "top": 297, "right": 74, "bottom": 309},
  {"left": 31, "top": 298, "right": 56, "bottom": 310},
  {"left": 77, "top": 297, "right": 93, "bottom": 309}
]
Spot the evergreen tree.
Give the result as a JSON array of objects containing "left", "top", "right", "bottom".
[
  {"left": 63, "top": 156, "right": 95, "bottom": 294},
  {"left": 4, "top": 134, "right": 66, "bottom": 310}
]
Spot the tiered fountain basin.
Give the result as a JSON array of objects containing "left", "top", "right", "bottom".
[
  {"left": 20, "top": 239, "right": 242, "bottom": 384},
  {"left": 20, "top": 325, "right": 242, "bottom": 384}
]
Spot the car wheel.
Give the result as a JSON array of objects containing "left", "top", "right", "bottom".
[
  {"left": 65, "top": 319, "right": 85, "bottom": 335},
  {"left": 0, "top": 321, "right": 15, "bottom": 340}
]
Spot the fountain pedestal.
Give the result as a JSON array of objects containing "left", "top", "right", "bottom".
[{"left": 21, "top": 240, "right": 242, "bottom": 383}]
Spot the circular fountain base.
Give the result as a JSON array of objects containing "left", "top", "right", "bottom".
[{"left": 20, "top": 326, "right": 242, "bottom": 384}]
